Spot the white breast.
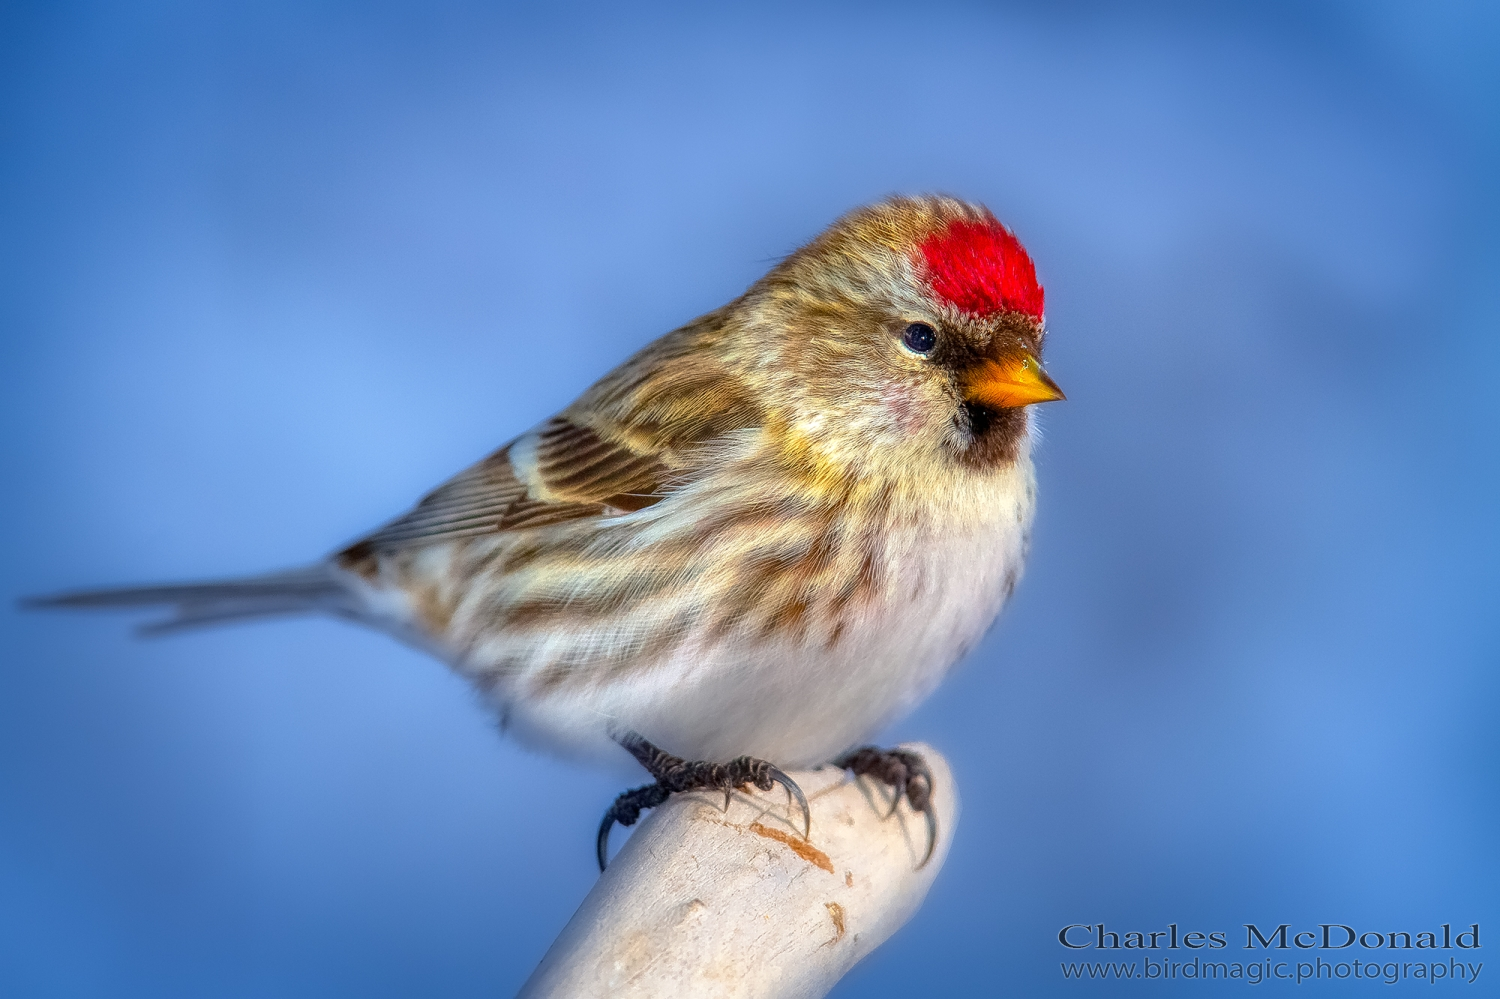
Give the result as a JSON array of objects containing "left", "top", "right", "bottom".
[{"left": 491, "top": 457, "right": 1037, "bottom": 770}]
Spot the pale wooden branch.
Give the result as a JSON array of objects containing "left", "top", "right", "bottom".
[{"left": 518, "top": 743, "right": 957, "bottom": 999}]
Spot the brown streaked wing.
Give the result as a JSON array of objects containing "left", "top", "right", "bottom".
[
  {"left": 532, "top": 418, "right": 668, "bottom": 509},
  {"left": 342, "top": 418, "right": 671, "bottom": 556}
]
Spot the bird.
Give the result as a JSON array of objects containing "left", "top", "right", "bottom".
[{"left": 31, "top": 195, "right": 1065, "bottom": 869}]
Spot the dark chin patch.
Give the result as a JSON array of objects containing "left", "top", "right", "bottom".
[{"left": 954, "top": 401, "right": 1027, "bottom": 469}]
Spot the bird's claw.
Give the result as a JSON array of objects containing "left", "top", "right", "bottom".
[
  {"left": 596, "top": 781, "right": 669, "bottom": 871},
  {"left": 764, "top": 764, "right": 811, "bottom": 839},
  {"left": 919, "top": 806, "right": 938, "bottom": 868},
  {"left": 835, "top": 746, "right": 938, "bottom": 868},
  {"left": 597, "top": 735, "right": 812, "bottom": 871}
]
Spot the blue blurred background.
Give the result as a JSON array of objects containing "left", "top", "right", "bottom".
[{"left": 3, "top": 2, "right": 1497, "bottom": 995}]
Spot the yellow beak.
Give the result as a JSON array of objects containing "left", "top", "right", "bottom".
[{"left": 963, "top": 353, "right": 1067, "bottom": 409}]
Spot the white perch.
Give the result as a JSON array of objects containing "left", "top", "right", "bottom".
[{"left": 519, "top": 744, "right": 958, "bottom": 999}]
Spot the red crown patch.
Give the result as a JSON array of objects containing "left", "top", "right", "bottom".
[{"left": 917, "top": 217, "right": 1044, "bottom": 321}]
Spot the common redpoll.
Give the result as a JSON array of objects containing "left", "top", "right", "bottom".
[{"left": 34, "top": 196, "right": 1064, "bottom": 866}]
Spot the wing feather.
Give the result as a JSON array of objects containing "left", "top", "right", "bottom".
[
  {"left": 337, "top": 306, "right": 765, "bottom": 563},
  {"left": 342, "top": 418, "right": 672, "bottom": 557}
]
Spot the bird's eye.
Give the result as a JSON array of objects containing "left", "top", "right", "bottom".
[{"left": 902, "top": 322, "right": 937, "bottom": 355}]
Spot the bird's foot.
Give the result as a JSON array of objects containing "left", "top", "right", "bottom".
[
  {"left": 597, "top": 734, "right": 810, "bottom": 871},
  {"left": 834, "top": 745, "right": 938, "bottom": 868}
]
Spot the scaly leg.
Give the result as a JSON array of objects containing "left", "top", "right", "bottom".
[
  {"left": 834, "top": 745, "right": 938, "bottom": 867},
  {"left": 596, "top": 733, "right": 811, "bottom": 871}
]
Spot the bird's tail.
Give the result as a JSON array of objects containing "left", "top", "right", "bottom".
[{"left": 23, "top": 563, "right": 360, "bottom": 636}]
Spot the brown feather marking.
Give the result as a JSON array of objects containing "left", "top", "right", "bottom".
[
  {"left": 533, "top": 418, "right": 666, "bottom": 506},
  {"left": 411, "top": 580, "right": 454, "bottom": 634},
  {"left": 494, "top": 557, "right": 679, "bottom": 633},
  {"left": 354, "top": 446, "right": 530, "bottom": 551},
  {"left": 497, "top": 499, "right": 604, "bottom": 531},
  {"left": 566, "top": 306, "right": 763, "bottom": 456},
  {"left": 346, "top": 419, "right": 675, "bottom": 555},
  {"left": 336, "top": 540, "right": 380, "bottom": 580},
  {"left": 603, "top": 492, "right": 661, "bottom": 513},
  {"left": 525, "top": 606, "right": 696, "bottom": 696}
]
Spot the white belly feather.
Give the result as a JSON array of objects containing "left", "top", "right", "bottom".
[
  {"left": 339, "top": 441, "right": 1036, "bottom": 772},
  {"left": 483, "top": 462, "right": 1034, "bottom": 770}
]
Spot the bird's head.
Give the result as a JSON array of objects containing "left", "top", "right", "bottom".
[{"left": 737, "top": 196, "right": 1063, "bottom": 477}]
